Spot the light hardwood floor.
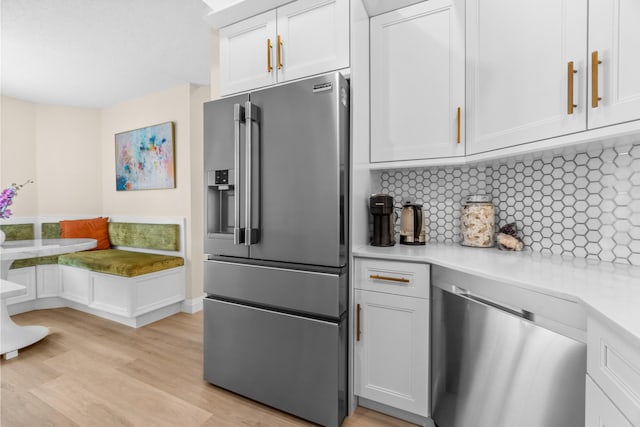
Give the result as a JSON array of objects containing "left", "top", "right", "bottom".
[{"left": 1, "top": 308, "right": 416, "bottom": 427}]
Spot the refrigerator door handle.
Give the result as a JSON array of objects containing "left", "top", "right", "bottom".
[
  {"left": 233, "top": 103, "right": 245, "bottom": 245},
  {"left": 244, "top": 101, "right": 260, "bottom": 245}
]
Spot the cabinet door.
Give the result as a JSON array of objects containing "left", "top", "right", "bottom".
[
  {"left": 370, "top": 0, "right": 465, "bottom": 162},
  {"left": 37, "top": 264, "right": 61, "bottom": 298},
  {"left": 219, "top": 11, "right": 277, "bottom": 96},
  {"left": 276, "top": 0, "right": 349, "bottom": 83},
  {"left": 466, "top": 0, "right": 587, "bottom": 155},
  {"left": 588, "top": 0, "right": 640, "bottom": 129},
  {"left": 355, "top": 290, "right": 429, "bottom": 417},
  {"left": 586, "top": 376, "right": 633, "bottom": 427}
]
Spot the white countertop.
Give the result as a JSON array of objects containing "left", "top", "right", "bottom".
[
  {"left": 0, "top": 238, "right": 97, "bottom": 261},
  {"left": 353, "top": 243, "right": 640, "bottom": 345}
]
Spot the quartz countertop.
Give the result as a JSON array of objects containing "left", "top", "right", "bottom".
[{"left": 353, "top": 243, "right": 640, "bottom": 345}]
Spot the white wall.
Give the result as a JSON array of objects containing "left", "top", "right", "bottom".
[
  {"left": 100, "top": 85, "right": 191, "bottom": 216},
  {"left": 1, "top": 96, "right": 38, "bottom": 216},
  {"left": 35, "top": 104, "right": 102, "bottom": 215},
  {"left": 189, "top": 85, "right": 211, "bottom": 302}
]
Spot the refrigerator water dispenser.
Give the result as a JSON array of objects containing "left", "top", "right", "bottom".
[{"left": 206, "top": 169, "right": 236, "bottom": 237}]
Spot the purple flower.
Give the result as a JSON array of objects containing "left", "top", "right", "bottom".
[{"left": 0, "top": 180, "right": 33, "bottom": 220}]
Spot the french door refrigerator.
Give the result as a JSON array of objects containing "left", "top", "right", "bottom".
[{"left": 203, "top": 72, "right": 349, "bottom": 427}]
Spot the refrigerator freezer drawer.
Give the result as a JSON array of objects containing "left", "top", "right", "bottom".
[
  {"left": 203, "top": 298, "right": 347, "bottom": 427},
  {"left": 203, "top": 260, "right": 347, "bottom": 319}
]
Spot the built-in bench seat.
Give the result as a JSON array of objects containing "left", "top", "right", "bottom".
[{"left": 2, "top": 217, "right": 186, "bottom": 327}]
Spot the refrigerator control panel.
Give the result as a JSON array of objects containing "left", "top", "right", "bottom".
[
  {"left": 215, "top": 169, "right": 229, "bottom": 185},
  {"left": 207, "top": 169, "right": 233, "bottom": 190}
]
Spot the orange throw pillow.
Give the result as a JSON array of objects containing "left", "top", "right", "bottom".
[{"left": 59, "top": 217, "right": 111, "bottom": 251}]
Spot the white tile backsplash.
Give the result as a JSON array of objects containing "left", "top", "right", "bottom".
[{"left": 376, "top": 142, "right": 640, "bottom": 266}]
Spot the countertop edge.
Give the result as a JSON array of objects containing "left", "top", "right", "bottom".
[{"left": 353, "top": 244, "right": 640, "bottom": 346}]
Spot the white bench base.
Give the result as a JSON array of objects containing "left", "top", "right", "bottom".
[{"left": 7, "top": 265, "right": 186, "bottom": 328}]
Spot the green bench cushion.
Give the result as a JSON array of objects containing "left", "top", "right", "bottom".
[
  {"left": 108, "top": 223, "right": 180, "bottom": 251},
  {"left": 41, "top": 221, "right": 180, "bottom": 251},
  {"left": 42, "top": 222, "right": 61, "bottom": 239},
  {"left": 58, "top": 249, "right": 184, "bottom": 278},
  {"left": 0, "top": 223, "right": 35, "bottom": 241},
  {"left": 11, "top": 255, "right": 60, "bottom": 269}
]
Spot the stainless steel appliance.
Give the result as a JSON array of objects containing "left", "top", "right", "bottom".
[
  {"left": 203, "top": 72, "right": 349, "bottom": 427},
  {"left": 369, "top": 193, "right": 395, "bottom": 246},
  {"left": 400, "top": 202, "right": 426, "bottom": 245},
  {"left": 431, "top": 269, "right": 586, "bottom": 427}
]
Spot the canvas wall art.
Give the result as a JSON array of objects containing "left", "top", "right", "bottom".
[{"left": 115, "top": 122, "right": 175, "bottom": 191}]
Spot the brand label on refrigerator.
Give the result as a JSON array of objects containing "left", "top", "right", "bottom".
[{"left": 313, "top": 82, "right": 333, "bottom": 93}]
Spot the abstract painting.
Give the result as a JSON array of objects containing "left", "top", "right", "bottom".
[{"left": 115, "top": 122, "right": 175, "bottom": 191}]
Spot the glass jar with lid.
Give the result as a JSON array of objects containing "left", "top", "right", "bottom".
[{"left": 461, "top": 194, "right": 495, "bottom": 247}]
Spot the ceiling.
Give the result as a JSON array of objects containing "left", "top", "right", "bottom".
[{"left": 1, "top": 0, "right": 214, "bottom": 108}]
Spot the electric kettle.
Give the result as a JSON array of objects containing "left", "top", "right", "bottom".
[{"left": 400, "top": 202, "right": 426, "bottom": 245}]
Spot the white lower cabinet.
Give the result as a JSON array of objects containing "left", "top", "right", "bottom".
[
  {"left": 355, "top": 290, "right": 429, "bottom": 416},
  {"left": 586, "top": 316, "right": 640, "bottom": 426},
  {"left": 586, "top": 376, "right": 633, "bottom": 427},
  {"left": 354, "top": 258, "right": 430, "bottom": 418}
]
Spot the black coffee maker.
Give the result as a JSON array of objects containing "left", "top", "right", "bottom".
[{"left": 370, "top": 194, "right": 395, "bottom": 246}]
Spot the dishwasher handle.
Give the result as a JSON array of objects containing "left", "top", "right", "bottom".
[{"left": 453, "top": 286, "right": 534, "bottom": 321}]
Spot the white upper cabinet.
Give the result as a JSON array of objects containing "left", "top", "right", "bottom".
[
  {"left": 466, "top": 0, "right": 587, "bottom": 155},
  {"left": 277, "top": 0, "right": 350, "bottom": 83},
  {"left": 466, "top": 0, "right": 640, "bottom": 156},
  {"left": 219, "top": 0, "right": 349, "bottom": 96},
  {"left": 220, "top": 11, "right": 277, "bottom": 96},
  {"left": 370, "top": 0, "right": 465, "bottom": 163},
  {"left": 588, "top": 0, "right": 640, "bottom": 129}
]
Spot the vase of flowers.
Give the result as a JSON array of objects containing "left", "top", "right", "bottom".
[{"left": 0, "top": 180, "right": 34, "bottom": 244}]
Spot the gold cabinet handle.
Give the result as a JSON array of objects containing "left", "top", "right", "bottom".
[
  {"left": 567, "top": 61, "right": 577, "bottom": 114},
  {"left": 356, "top": 303, "right": 361, "bottom": 341},
  {"left": 592, "top": 51, "right": 602, "bottom": 108},
  {"left": 369, "top": 274, "right": 410, "bottom": 284},
  {"left": 457, "top": 107, "right": 461, "bottom": 144},
  {"left": 267, "top": 38, "right": 273, "bottom": 72},
  {"left": 277, "top": 34, "right": 283, "bottom": 69}
]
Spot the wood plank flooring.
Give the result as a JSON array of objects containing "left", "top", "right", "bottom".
[{"left": 1, "top": 308, "right": 416, "bottom": 427}]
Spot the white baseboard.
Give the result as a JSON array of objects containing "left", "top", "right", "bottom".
[
  {"left": 7, "top": 297, "right": 66, "bottom": 315},
  {"left": 8, "top": 297, "right": 184, "bottom": 328},
  {"left": 181, "top": 295, "right": 204, "bottom": 314},
  {"left": 357, "top": 397, "right": 434, "bottom": 427}
]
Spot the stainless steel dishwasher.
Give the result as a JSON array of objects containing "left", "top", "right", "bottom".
[{"left": 431, "top": 267, "right": 587, "bottom": 427}]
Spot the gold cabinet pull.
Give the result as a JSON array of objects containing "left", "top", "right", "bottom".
[
  {"left": 457, "top": 107, "right": 461, "bottom": 144},
  {"left": 277, "top": 35, "right": 283, "bottom": 69},
  {"left": 267, "top": 38, "right": 273, "bottom": 72},
  {"left": 592, "top": 51, "right": 602, "bottom": 108},
  {"left": 369, "top": 274, "right": 410, "bottom": 284},
  {"left": 567, "top": 61, "right": 577, "bottom": 114},
  {"left": 356, "top": 304, "right": 361, "bottom": 341}
]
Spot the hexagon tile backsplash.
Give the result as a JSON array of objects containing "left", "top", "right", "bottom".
[{"left": 375, "top": 141, "right": 640, "bottom": 266}]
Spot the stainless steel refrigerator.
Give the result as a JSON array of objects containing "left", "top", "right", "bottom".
[{"left": 202, "top": 72, "right": 349, "bottom": 427}]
